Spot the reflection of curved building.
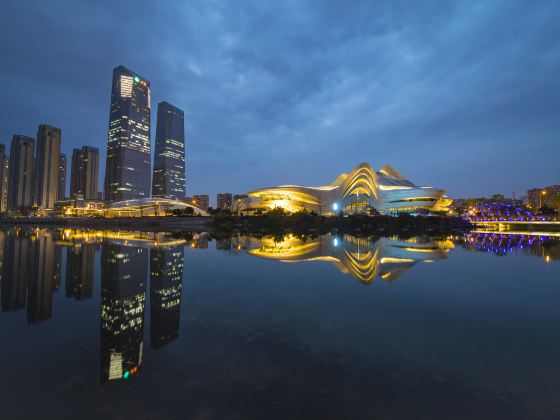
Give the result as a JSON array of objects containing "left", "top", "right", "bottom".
[
  {"left": 242, "top": 163, "right": 450, "bottom": 215},
  {"left": 106, "top": 198, "right": 208, "bottom": 217},
  {"left": 247, "top": 235, "right": 454, "bottom": 283}
]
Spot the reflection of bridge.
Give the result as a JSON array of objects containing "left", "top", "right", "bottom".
[
  {"left": 247, "top": 235, "right": 454, "bottom": 283},
  {"left": 463, "top": 231, "right": 560, "bottom": 261}
]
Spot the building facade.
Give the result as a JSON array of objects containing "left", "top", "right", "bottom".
[
  {"left": 528, "top": 185, "right": 560, "bottom": 209},
  {"left": 34, "top": 124, "right": 62, "bottom": 209},
  {"left": 104, "top": 65, "right": 151, "bottom": 202},
  {"left": 242, "top": 163, "right": 451, "bottom": 215},
  {"left": 217, "top": 193, "right": 232, "bottom": 210},
  {"left": 191, "top": 194, "right": 209, "bottom": 211},
  {"left": 71, "top": 146, "right": 99, "bottom": 199},
  {"left": 58, "top": 153, "right": 67, "bottom": 201},
  {"left": 0, "top": 144, "right": 9, "bottom": 212},
  {"left": 7, "top": 135, "right": 35, "bottom": 211},
  {"left": 152, "top": 102, "right": 185, "bottom": 201}
]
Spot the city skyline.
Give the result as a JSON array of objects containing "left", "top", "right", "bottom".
[{"left": 0, "top": 1, "right": 558, "bottom": 202}]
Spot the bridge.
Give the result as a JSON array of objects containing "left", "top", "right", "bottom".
[{"left": 466, "top": 203, "right": 559, "bottom": 232}]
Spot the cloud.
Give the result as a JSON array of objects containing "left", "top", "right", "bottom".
[{"left": 0, "top": 0, "right": 558, "bottom": 201}]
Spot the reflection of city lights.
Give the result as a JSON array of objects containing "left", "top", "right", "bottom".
[
  {"left": 333, "top": 238, "right": 339, "bottom": 247},
  {"left": 123, "top": 371, "right": 130, "bottom": 379},
  {"left": 546, "top": 255, "right": 551, "bottom": 263}
]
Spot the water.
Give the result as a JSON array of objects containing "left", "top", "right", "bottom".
[{"left": 1, "top": 228, "right": 559, "bottom": 419}]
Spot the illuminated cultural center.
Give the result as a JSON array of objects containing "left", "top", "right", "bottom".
[{"left": 241, "top": 163, "right": 451, "bottom": 215}]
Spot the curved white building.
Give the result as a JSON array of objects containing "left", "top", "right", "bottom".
[{"left": 241, "top": 163, "right": 451, "bottom": 215}]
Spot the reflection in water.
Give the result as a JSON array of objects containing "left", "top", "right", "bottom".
[
  {"left": 100, "top": 241, "right": 148, "bottom": 383},
  {"left": 150, "top": 245, "right": 184, "bottom": 349},
  {"left": 463, "top": 231, "right": 560, "bottom": 262},
  {"left": 66, "top": 243, "right": 95, "bottom": 300},
  {"left": 0, "top": 227, "right": 558, "bottom": 390},
  {"left": 245, "top": 235, "right": 455, "bottom": 283}
]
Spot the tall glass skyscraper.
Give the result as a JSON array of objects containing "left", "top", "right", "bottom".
[
  {"left": 151, "top": 101, "right": 185, "bottom": 200},
  {"left": 104, "top": 65, "right": 151, "bottom": 202}
]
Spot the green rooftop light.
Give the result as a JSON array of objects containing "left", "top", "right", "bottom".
[
  {"left": 134, "top": 76, "right": 140, "bottom": 83},
  {"left": 123, "top": 371, "right": 130, "bottom": 379}
]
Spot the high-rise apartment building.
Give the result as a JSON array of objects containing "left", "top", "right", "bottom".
[
  {"left": 58, "top": 153, "right": 67, "bottom": 201},
  {"left": 152, "top": 102, "right": 185, "bottom": 201},
  {"left": 7, "top": 135, "right": 35, "bottom": 211},
  {"left": 217, "top": 193, "right": 232, "bottom": 210},
  {"left": 191, "top": 194, "right": 209, "bottom": 211},
  {"left": 0, "top": 144, "right": 9, "bottom": 212},
  {"left": 104, "top": 65, "right": 151, "bottom": 202},
  {"left": 71, "top": 146, "right": 99, "bottom": 199},
  {"left": 34, "top": 124, "right": 61, "bottom": 209}
]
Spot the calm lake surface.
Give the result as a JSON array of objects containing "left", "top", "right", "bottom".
[{"left": 1, "top": 228, "right": 559, "bottom": 420}]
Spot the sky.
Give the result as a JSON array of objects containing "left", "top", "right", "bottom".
[{"left": 0, "top": 0, "right": 559, "bottom": 204}]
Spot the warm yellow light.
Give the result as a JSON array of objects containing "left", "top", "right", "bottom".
[{"left": 546, "top": 255, "right": 551, "bottom": 263}]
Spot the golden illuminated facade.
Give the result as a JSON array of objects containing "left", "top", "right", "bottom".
[
  {"left": 242, "top": 163, "right": 451, "bottom": 215},
  {"left": 246, "top": 235, "right": 454, "bottom": 284}
]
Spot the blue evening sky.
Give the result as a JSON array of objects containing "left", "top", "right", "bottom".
[{"left": 0, "top": 0, "right": 558, "bottom": 203}]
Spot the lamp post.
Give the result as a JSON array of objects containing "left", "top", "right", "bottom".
[{"left": 539, "top": 190, "right": 547, "bottom": 209}]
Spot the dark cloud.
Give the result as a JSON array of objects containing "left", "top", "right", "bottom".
[{"left": 0, "top": 0, "right": 558, "bottom": 202}]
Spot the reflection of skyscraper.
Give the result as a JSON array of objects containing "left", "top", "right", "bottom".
[
  {"left": 152, "top": 102, "right": 185, "bottom": 201},
  {"left": 0, "top": 143, "right": 9, "bottom": 212},
  {"left": 27, "top": 230, "right": 59, "bottom": 323},
  {"left": 104, "top": 65, "right": 151, "bottom": 202},
  {"left": 150, "top": 245, "right": 184, "bottom": 349},
  {"left": 66, "top": 244, "right": 95, "bottom": 299},
  {"left": 7, "top": 135, "right": 35, "bottom": 211},
  {"left": 34, "top": 125, "right": 62, "bottom": 209},
  {"left": 1, "top": 230, "right": 30, "bottom": 311},
  {"left": 100, "top": 241, "right": 148, "bottom": 383}
]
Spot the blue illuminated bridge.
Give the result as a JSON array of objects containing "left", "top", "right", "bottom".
[{"left": 466, "top": 203, "right": 560, "bottom": 233}]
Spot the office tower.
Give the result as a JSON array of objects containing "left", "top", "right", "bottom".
[
  {"left": 7, "top": 135, "right": 35, "bottom": 211},
  {"left": 66, "top": 244, "right": 95, "bottom": 300},
  {"left": 100, "top": 241, "right": 148, "bottom": 383},
  {"left": 192, "top": 194, "right": 209, "bottom": 211},
  {"left": 0, "top": 144, "right": 9, "bottom": 212},
  {"left": 152, "top": 102, "right": 185, "bottom": 201},
  {"left": 71, "top": 146, "right": 100, "bottom": 199},
  {"left": 217, "top": 193, "right": 232, "bottom": 210},
  {"left": 150, "top": 245, "right": 184, "bottom": 349},
  {"left": 104, "top": 65, "right": 151, "bottom": 202},
  {"left": 1, "top": 230, "right": 31, "bottom": 312},
  {"left": 34, "top": 124, "right": 62, "bottom": 209},
  {"left": 58, "top": 153, "right": 67, "bottom": 201}
]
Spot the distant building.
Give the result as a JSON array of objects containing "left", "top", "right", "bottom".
[
  {"left": 0, "top": 144, "right": 9, "bottom": 212},
  {"left": 71, "top": 146, "right": 99, "bottom": 199},
  {"left": 34, "top": 124, "right": 62, "bottom": 209},
  {"left": 234, "top": 194, "right": 248, "bottom": 201},
  {"left": 58, "top": 153, "right": 67, "bottom": 201},
  {"left": 217, "top": 193, "right": 232, "bottom": 210},
  {"left": 7, "top": 135, "right": 35, "bottom": 211},
  {"left": 104, "top": 65, "right": 151, "bottom": 202},
  {"left": 152, "top": 102, "right": 185, "bottom": 201},
  {"left": 528, "top": 185, "right": 560, "bottom": 209},
  {"left": 191, "top": 194, "right": 209, "bottom": 211}
]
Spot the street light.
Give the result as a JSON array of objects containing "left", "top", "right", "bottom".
[{"left": 539, "top": 190, "right": 547, "bottom": 208}]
